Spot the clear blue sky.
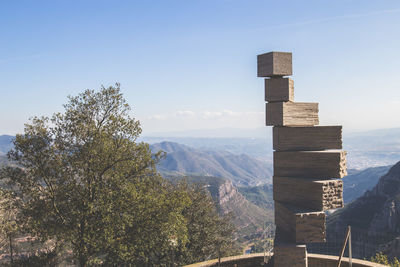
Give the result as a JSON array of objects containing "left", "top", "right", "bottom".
[{"left": 1, "top": 0, "right": 400, "bottom": 136}]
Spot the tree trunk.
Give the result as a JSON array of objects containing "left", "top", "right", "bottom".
[
  {"left": 9, "top": 235, "right": 13, "bottom": 266},
  {"left": 78, "top": 218, "right": 87, "bottom": 267},
  {"left": 78, "top": 254, "right": 86, "bottom": 267}
]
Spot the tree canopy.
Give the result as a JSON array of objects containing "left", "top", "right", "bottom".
[{"left": 0, "top": 84, "right": 237, "bottom": 266}]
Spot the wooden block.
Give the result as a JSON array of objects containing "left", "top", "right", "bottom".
[
  {"left": 265, "top": 77, "right": 294, "bottom": 102},
  {"left": 273, "top": 176, "right": 343, "bottom": 210},
  {"left": 273, "top": 126, "right": 342, "bottom": 151},
  {"left": 274, "top": 151, "right": 347, "bottom": 178},
  {"left": 266, "top": 102, "right": 319, "bottom": 126},
  {"left": 274, "top": 244, "right": 308, "bottom": 267},
  {"left": 275, "top": 202, "right": 326, "bottom": 243},
  {"left": 257, "top": 51, "right": 292, "bottom": 77}
]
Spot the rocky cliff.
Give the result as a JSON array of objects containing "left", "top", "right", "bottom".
[
  {"left": 168, "top": 175, "right": 273, "bottom": 243},
  {"left": 214, "top": 178, "right": 273, "bottom": 242},
  {"left": 218, "top": 178, "right": 238, "bottom": 207},
  {"left": 322, "top": 161, "right": 400, "bottom": 259},
  {"left": 367, "top": 163, "right": 400, "bottom": 236}
]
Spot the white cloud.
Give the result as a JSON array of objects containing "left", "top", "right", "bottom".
[
  {"left": 200, "top": 109, "right": 258, "bottom": 119},
  {"left": 148, "top": 110, "right": 196, "bottom": 120},
  {"left": 174, "top": 110, "right": 195, "bottom": 117},
  {"left": 201, "top": 111, "right": 223, "bottom": 119}
]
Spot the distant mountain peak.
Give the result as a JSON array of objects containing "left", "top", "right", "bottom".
[
  {"left": 151, "top": 141, "right": 195, "bottom": 153},
  {"left": 150, "top": 141, "right": 273, "bottom": 186}
]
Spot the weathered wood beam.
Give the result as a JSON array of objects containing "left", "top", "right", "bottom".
[
  {"left": 265, "top": 77, "right": 294, "bottom": 102},
  {"left": 274, "top": 243, "right": 308, "bottom": 267},
  {"left": 275, "top": 201, "right": 326, "bottom": 243},
  {"left": 273, "top": 126, "right": 342, "bottom": 151},
  {"left": 257, "top": 51, "right": 292, "bottom": 77},
  {"left": 266, "top": 102, "right": 319, "bottom": 126},
  {"left": 274, "top": 150, "right": 347, "bottom": 178},
  {"left": 273, "top": 176, "right": 343, "bottom": 211}
]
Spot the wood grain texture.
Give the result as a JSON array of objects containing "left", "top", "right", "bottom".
[
  {"left": 265, "top": 77, "right": 294, "bottom": 102},
  {"left": 275, "top": 201, "right": 326, "bottom": 243},
  {"left": 273, "top": 126, "right": 342, "bottom": 151},
  {"left": 274, "top": 244, "right": 308, "bottom": 267},
  {"left": 274, "top": 150, "right": 347, "bottom": 178},
  {"left": 266, "top": 102, "right": 319, "bottom": 126},
  {"left": 273, "top": 176, "right": 343, "bottom": 211},
  {"left": 257, "top": 51, "right": 292, "bottom": 77}
]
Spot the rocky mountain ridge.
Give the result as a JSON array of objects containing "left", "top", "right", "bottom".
[
  {"left": 325, "top": 161, "right": 400, "bottom": 259},
  {"left": 364, "top": 162, "right": 400, "bottom": 238},
  {"left": 215, "top": 178, "right": 273, "bottom": 242}
]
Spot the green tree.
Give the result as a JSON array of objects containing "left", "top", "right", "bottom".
[
  {"left": 0, "top": 189, "right": 20, "bottom": 265},
  {"left": 175, "top": 182, "right": 239, "bottom": 265},
  {"left": 100, "top": 181, "right": 190, "bottom": 266},
  {"left": 0, "top": 84, "right": 190, "bottom": 266}
]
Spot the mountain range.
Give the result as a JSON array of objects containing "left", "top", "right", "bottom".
[
  {"left": 150, "top": 141, "right": 273, "bottom": 186},
  {"left": 4, "top": 127, "right": 400, "bottom": 169},
  {"left": 1, "top": 134, "right": 395, "bottom": 196},
  {"left": 142, "top": 127, "right": 400, "bottom": 169}
]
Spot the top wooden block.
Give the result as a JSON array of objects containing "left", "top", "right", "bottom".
[{"left": 257, "top": 52, "right": 292, "bottom": 77}]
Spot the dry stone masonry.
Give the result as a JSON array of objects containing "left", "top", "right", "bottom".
[{"left": 257, "top": 51, "right": 347, "bottom": 267}]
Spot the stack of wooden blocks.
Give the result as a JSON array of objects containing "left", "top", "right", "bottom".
[{"left": 257, "top": 52, "right": 347, "bottom": 267}]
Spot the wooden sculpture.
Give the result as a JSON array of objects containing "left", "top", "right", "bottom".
[{"left": 257, "top": 52, "right": 347, "bottom": 266}]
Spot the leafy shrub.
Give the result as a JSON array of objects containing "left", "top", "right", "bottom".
[{"left": 370, "top": 252, "right": 400, "bottom": 267}]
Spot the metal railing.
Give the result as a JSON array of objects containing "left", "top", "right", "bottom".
[
  {"left": 307, "top": 225, "right": 394, "bottom": 260},
  {"left": 337, "top": 226, "right": 352, "bottom": 267}
]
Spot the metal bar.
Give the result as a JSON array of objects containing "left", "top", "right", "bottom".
[
  {"left": 337, "top": 226, "right": 351, "bottom": 267},
  {"left": 349, "top": 226, "right": 352, "bottom": 267}
]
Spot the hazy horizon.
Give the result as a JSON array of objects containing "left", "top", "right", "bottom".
[{"left": 2, "top": 126, "right": 400, "bottom": 139}]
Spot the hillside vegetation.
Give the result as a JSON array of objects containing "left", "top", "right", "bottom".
[{"left": 238, "top": 184, "right": 274, "bottom": 211}]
